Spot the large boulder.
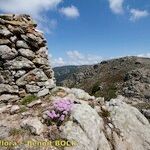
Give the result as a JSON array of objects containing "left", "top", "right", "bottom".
[
  {"left": 106, "top": 98, "right": 150, "bottom": 150},
  {"left": 60, "top": 96, "right": 150, "bottom": 150},
  {"left": 60, "top": 104, "right": 111, "bottom": 150}
]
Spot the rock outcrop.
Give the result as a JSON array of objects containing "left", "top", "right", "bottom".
[
  {"left": 0, "top": 14, "right": 55, "bottom": 102},
  {"left": 0, "top": 87, "right": 150, "bottom": 150}
]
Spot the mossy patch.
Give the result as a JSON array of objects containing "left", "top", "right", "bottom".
[{"left": 20, "top": 94, "right": 38, "bottom": 105}]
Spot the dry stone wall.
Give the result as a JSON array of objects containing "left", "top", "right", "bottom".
[{"left": 0, "top": 14, "right": 55, "bottom": 102}]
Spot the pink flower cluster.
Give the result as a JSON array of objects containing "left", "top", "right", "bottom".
[{"left": 47, "top": 99, "right": 73, "bottom": 122}]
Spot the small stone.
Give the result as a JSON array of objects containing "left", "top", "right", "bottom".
[
  {"left": 0, "top": 27, "right": 12, "bottom": 37},
  {"left": 15, "top": 70, "right": 26, "bottom": 78},
  {"left": 37, "top": 79, "right": 55, "bottom": 89},
  {"left": 142, "top": 109, "right": 150, "bottom": 119},
  {"left": 0, "top": 105, "right": 8, "bottom": 113},
  {"left": 37, "top": 89, "right": 49, "bottom": 97},
  {"left": 19, "top": 89, "right": 26, "bottom": 98},
  {"left": 16, "top": 40, "right": 29, "bottom": 49},
  {"left": 0, "top": 45, "right": 18, "bottom": 60},
  {"left": 21, "top": 117, "right": 44, "bottom": 135},
  {"left": 0, "top": 39, "right": 11, "bottom": 45},
  {"left": 36, "top": 47, "right": 48, "bottom": 58},
  {"left": 33, "top": 57, "right": 49, "bottom": 65},
  {"left": 26, "top": 84, "right": 40, "bottom": 93},
  {"left": 8, "top": 25, "right": 25, "bottom": 34},
  {"left": 18, "top": 48, "right": 35, "bottom": 60},
  {"left": 45, "top": 79, "right": 55, "bottom": 89},
  {"left": 10, "top": 36, "right": 17, "bottom": 43},
  {"left": 27, "top": 99, "right": 42, "bottom": 108},
  {"left": 0, "top": 84, "right": 18, "bottom": 94},
  {"left": 10, "top": 105, "right": 20, "bottom": 114}
]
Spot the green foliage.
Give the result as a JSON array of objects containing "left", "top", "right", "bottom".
[
  {"left": 105, "top": 84, "right": 117, "bottom": 101},
  {"left": 20, "top": 94, "right": 38, "bottom": 105},
  {"left": 91, "top": 82, "right": 100, "bottom": 95},
  {"left": 19, "top": 106, "right": 27, "bottom": 113}
]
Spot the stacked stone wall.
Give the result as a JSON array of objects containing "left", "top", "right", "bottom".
[{"left": 0, "top": 14, "right": 55, "bottom": 102}]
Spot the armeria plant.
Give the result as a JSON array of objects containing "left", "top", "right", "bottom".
[{"left": 46, "top": 99, "right": 74, "bottom": 125}]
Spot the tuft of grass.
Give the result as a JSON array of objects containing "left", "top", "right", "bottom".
[
  {"left": 9, "top": 128, "right": 26, "bottom": 136},
  {"left": 20, "top": 94, "right": 38, "bottom": 105},
  {"left": 101, "top": 110, "right": 111, "bottom": 118},
  {"left": 19, "top": 106, "right": 27, "bottom": 113},
  {"left": 91, "top": 82, "right": 100, "bottom": 95}
]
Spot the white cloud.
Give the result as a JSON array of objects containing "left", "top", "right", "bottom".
[
  {"left": 0, "top": 0, "right": 62, "bottom": 19},
  {"left": 59, "top": 5, "right": 80, "bottom": 18},
  {"left": 66, "top": 50, "right": 84, "bottom": 59},
  {"left": 53, "top": 57, "right": 66, "bottom": 66},
  {"left": 137, "top": 53, "right": 150, "bottom": 58},
  {"left": 50, "top": 50, "right": 102, "bottom": 67},
  {"left": 130, "top": 9, "right": 149, "bottom": 21},
  {"left": 108, "top": 0, "right": 124, "bottom": 14},
  {"left": 0, "top": 0, "right": 62, "bottom": 34}
]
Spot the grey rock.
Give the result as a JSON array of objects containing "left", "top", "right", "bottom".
[
  {"left": 106, "top": 97, "right": 150, "bottom": 150},
  {"left": 21, "top": 33, "right": 44, "bottom": 48},
  {"left": 0, "top": 27, "right": 12, "bottom": 37},
  {"left": 26, "top": 84, "right": 40, "bottom": 93},
  {"left": 0, "top": 39, "right": 11, "bottom": 45},
  {"left": 0, "top": 84, "right": 18, "bottom": 94},
  {"left": 33, "top": 57, "right": 49, "bottom": 65},
  {"left": 10, "top": 105, "right": 20, "bottom": 114},
  {"left": 0, "top": 45, "right": 18, "bottom": 60},
  {"left": 36, "top": 47, "right": 48, "bottom": 58},
  {"left": 16, "top": 68, "right": 48, "bottom": 86},
  {"left": 4, "top": 56, "right": 35, "bottom": 70},
  {"left": 70, "top": 88, "right": 95, "bottom": 100},
  {"left": 0, "top": 70, "right": 14, "bottom": 84},
  {"left": 27, "top": 99, "right": 42, "bottom": 108},
  {"left": 0, "top": 126, "right": 10, "bottom": 139},
  {"left": 37, "top": 89, "right": 49, "bottom": 97},
  {"left": 142, "top": 109, "right": 150, "bottom": 120},
  {"left": 10, "top": 36, "right": 17, "bottom": 43},
  {"left": 0, "top": 94, "right": 19, "bottom": 103},
  {"left": 60, "top": 104, "right": 110, "bottom": 150},
  {"left": 15, "top": 70, "right": 26, "bottom": 78},
  {"left": 18, "top": 48, "right": 35, "bottom": 60},
  {"left": 8, "top": 25, "right": 25, "bottom": 34},
  {"left": 37, "top": 79, "right": 55, "bottom": 89},
  {"left": 16, "top": 40, "right": 29, "bottom": 49},
  {"left": 21, "top": 117, "right": 44, "bottom": 135}
]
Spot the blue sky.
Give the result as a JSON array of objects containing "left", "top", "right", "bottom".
[{"left": 0, "top": 0, "right": 150, "bottom": 66}]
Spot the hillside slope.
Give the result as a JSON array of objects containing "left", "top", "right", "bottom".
[{"left": 54, "top": 56, "right": 150, "bottom": 103}]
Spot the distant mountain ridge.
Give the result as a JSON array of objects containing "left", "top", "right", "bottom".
[{"left": 54, "top": 56, "right": 150, "bottom": 102}]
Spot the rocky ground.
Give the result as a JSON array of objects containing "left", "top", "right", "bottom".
[
  {"left": 54, "top": 56, "right": 150, "bottom": 120},
  {"left": 0, "top": 87, "right": 150, "bottom": 150}
]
